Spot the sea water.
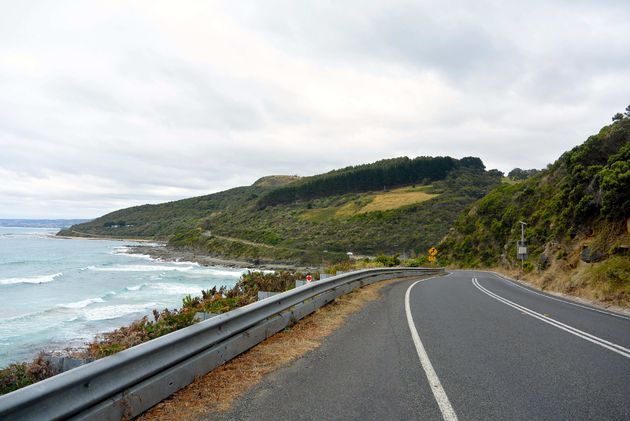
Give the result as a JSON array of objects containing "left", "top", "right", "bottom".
[{"left": 0, "top": 226, "right": 245, "bottom": 367}]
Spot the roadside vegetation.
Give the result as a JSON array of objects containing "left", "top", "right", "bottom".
[{"left": 442, "top": 114, "right": 630, "bottom": 306}]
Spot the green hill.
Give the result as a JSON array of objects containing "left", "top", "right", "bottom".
[
  {"left": 59, "top": 156, "right": 502, "bottom": 265},
  {"left": 441, "top": 118, "right": 630, "bottom": 305}
]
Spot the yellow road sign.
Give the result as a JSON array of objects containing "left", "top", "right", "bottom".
[
  {"left": 428, "top": 247, "right": 438, "bottom": 256},
  {"left": 428, "top": 255, "right": 436, "bottom": 262}
]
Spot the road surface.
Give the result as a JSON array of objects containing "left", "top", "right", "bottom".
[{"left": 213, "top": 271, "right": 630, "bottom": 420}]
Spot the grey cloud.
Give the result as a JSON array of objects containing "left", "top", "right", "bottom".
[
  {"left": 0, "top": 0, "right": 628, "bottom": 218},
  {"left": 117, "top": 50, "right": 266, "bottom": 131}
]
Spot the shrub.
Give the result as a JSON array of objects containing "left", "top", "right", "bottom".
[
  {"left": 375, "top": 255, "right": 400, "bottom": 267},
  {"left": 0, "top": 355, "right": 54, "bottom": 395}
]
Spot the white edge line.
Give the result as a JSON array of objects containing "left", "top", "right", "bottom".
[
  {"left": 473, "top": 278, "right": 630, "bottom": 354},
  {"left": 473, "top": 278, "right": 630, "bottom": 356},
  {"left": 405, "top": 276, "right": 459, "bottom": 421},
  {"left": 472, "top": 278, "right": 630, "bottom": 359},
  {"left": 486, "top": 272, "right": 630, "bottom": 321},
  {"left": 473, "top": 278, "right": 629, "bottom": 353}
]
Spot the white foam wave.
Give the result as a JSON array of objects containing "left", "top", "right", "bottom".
[
  {"left": 111, "top": 246, "right": 130, "bottom": 254},
  {"left": 90, "top": 264, "right": 196, "bottom": 272},
  {"left": 0, "top": 273, "right": 62, "bottom": 285},
  {"left": 149, "top": 283, "right": 205, "bottom": 295},
  {"left": 124, "top": 283, "right": 148, "bottom": 291},
  {"left": 170, "top": 260, "right": 201, "bottom": 267},
  {"left": 58, "top": 297, "right": 105, "bottom": 309},
  {"left": 82, "top": 302, "right": 158, "bottom": 321},
  {"left": 203, "top": 269, "right": 244, "bottom": 277},
  {"left": 111, "top": 246, "right": 159, "bottom": 262},
  {"left": 0, "top": 309, "right": 47, "bottom": 322}
]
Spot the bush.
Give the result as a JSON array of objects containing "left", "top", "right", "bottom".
[
  {"left": 375, "top": 255, "right": 400, "bottom": 267},
  {"left": 0, "top": 355, "right": 54, "bottom": 395}
]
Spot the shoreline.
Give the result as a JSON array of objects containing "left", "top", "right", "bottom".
[
  {"left": 52, "top": 232, "right": 322, "bottom": 272},
  {"left": 127, "top": 244, "right": 320, "bottom": 273},
  {"left": 53, "top": 233, "right": 162, "bottom": 244}
]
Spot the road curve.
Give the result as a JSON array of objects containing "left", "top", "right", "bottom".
[{"left": 212, "top": 271, "right": 630, "bottom": 420}]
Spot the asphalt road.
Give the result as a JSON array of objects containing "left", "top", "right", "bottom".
[{"left": 214, "top": 271, "right": 630, "bottom": 420}]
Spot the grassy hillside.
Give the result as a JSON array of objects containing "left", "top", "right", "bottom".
[
  {"left": 60, "top": 156, "right": 502, "bottom": 265},
  {"left": 441, "top": 118, "right": 630, "bottom": 305},
  {"left": 258, "top": 156, "right": 483, "bottom": 207}
]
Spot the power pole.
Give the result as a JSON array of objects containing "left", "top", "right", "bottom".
[{"left": 517, "top": 221, "right": 527, "bottom": 278}]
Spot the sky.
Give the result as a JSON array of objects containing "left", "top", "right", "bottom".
[{"left": 1, "top": 0, "right": 628, "bottom": 219}]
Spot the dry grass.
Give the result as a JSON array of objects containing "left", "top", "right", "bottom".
[
  {"left": 138, "top": 279, "right": 400, "bottom": 421},
  {"left": 488, "top": 254, "right": 630, "bottom": 309},
  {"left": 358, "top": 188, "right": 437, "bottom": 213},
  {"left": 300, "top": 186, "right": 438, "bottom": 222},
  {"left": 299, "top": 206, "right": 340, "bottom": 222}
]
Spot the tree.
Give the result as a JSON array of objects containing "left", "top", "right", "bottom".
[
  {"left": 625, "top": 104, "right": 630, "bottom": 118},
  {"left": 612, "top": 112, "right": 624, "bottom": 122}
]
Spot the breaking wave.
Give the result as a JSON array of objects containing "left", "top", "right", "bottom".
[
  {"left": 82, "top": 302, "right": 159, "bottom": 321},
  {"left": 0, "top": 272, "right": 62, "bottom": 286}
]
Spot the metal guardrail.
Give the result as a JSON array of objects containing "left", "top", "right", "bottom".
[{"left": 0, "top": 267, "right": 444, "bottom": 420}]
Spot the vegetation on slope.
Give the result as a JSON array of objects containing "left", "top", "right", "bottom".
[
  {"left": 256, "top": 156, "right": 484, "bottom": 207},
  {"left": 172, "top": 167, "right": 501, "bottom": 260},
  {"left": 60, "top": 156, "right": 502, "bottom": 265},
  {"left": 441, "top": 116, "right": 630, "bottom": 304}
]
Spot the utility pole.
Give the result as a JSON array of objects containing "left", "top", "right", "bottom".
[{"left": 517, "top": 221, "right": 527, "bottom": 278}]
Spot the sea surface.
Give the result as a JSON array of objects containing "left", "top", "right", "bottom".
[{"left": 0, "top": 227, "right": 245, "bottom": 367}]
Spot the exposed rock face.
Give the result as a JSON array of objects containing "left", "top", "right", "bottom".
[
  {"left": 538, "top": 253, "right": 550, "bottom": 270},
  {"left": 580, "top": 246, "right": 605, "bottom": 263}
]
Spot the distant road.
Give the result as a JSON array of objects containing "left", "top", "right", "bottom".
[{"left": 215, "top": 271, "right": 630, "bottom": 420}]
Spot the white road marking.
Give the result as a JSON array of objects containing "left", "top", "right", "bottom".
[
  {"left": 472, "top": 278, "right": 630, "bottom": 359},
  {"left": 488, "top": 272, "right": 630, "bottom": 321},
  {"left": 405, "top": 277, "right": 459, "bottom": 421}
]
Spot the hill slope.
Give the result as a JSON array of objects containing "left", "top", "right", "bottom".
[
  {"left": 60, "top": 156, "right": 502, "bottom": 265},
  {"left": 441, "top": 119, "right": 630, "bottom": 305}
]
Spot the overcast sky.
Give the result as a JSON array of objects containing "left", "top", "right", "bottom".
[{"left": 1, "top": 1, "right": 628, "bottom": 218}]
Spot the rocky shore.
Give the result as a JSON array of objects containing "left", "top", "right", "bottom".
[{"left": 127, "top": 244, "right": 319, "bottom": 272}]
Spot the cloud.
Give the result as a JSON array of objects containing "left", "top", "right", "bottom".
[{"left": 0, "top": 0, "right": 628, "bottom": 218}]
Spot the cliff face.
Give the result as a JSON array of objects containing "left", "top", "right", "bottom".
[{"left": 441, "top": 119, "right": 630, "bottom": 305}]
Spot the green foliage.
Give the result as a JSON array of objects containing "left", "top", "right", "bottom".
[
  {"left": 0, "top": 356, "right": 54, "bottom": 395},
  {"left": 375, "top": 255, "right": 400, "bottom": 267},
  {"left": 257, "top": 156, "right": 477, "bottom": 207},
  {"left": 507, "top": 168, "right": 540, "bottom": 180},
  {"left": 402, "top": 256, "right": 429, "bottom": 267},
  {"left": 612, "top": 112, "right": 624, "bottom": 122},
  {"left": 522, "top": 261, "right": 535, "bottom": 273},
  {"left": 59, "top": 155, "right": 502, "bottom": 265},
  {"left": 441, "top": 119, "right": 630, "bottom": 269},
  {"left": 599, "top": 144, "right": 630, "bottom": 218},
  {"left": 580, "top": 256, "right": 630, "bottom": 303}
]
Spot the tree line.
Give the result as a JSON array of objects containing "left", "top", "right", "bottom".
[{"left": 258, "top": 156, "right": 486, "bottom": 207}]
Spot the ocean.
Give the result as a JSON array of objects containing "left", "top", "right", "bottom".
[{"left": 0, "top": 226, "right": 245, "bottom": 368}]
